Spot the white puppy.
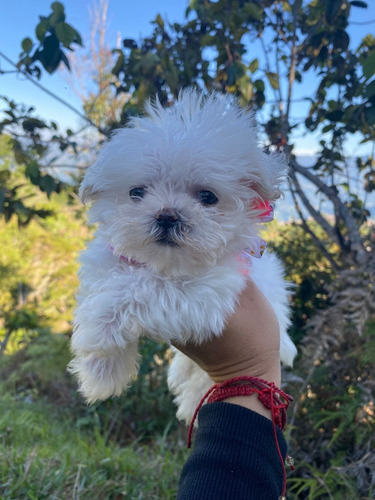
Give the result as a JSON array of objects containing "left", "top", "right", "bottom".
[{"left": 69, "top": 90, "right": 297, "bottom": 422}]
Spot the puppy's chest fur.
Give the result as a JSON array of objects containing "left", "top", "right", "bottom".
[{"left": 79, "top": 236, "right": 247, "bottom": 345}]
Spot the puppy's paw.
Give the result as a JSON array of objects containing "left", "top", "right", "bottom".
[
  {"left": 72, "top": 292, "right": 140, "bottom": 356},
  {"left": 68, "top": 340, "right": 139, "bottom": 403}
]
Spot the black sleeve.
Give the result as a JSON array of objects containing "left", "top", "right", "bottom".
[{"left": 177, "top": 402, "right": 287, "bottom": 500}]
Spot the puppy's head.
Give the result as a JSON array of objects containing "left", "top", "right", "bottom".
[{"left": 80, "top": 90, "right": 287, "bottom": 276}]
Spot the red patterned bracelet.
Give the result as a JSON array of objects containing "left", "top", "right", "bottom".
[{"left": 187, "top": 376, "right": 294, "bottom": 499}]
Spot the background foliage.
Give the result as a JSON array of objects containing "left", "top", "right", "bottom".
[{"left": 0, "top": 0, "right": 374, "bottom": 498}]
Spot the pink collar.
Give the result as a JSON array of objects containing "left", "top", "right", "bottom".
[{"left": 108, "top": 244, "right": 145, "bottom": 268}]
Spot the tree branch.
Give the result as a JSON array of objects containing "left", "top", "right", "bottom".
[
  {"left": 224, "top": 42, "right": 234, "bottom": 65},
  {"left": 0, "top": 329, "right": 12, "bottom": 355},
  {"left": 259, "top": 34, "right": 280, "bottom": 103},
  {"left": 288, "top": 178, "right": 341, "bottom": 272},
  {"left": 289, "top": 169, "right": 340, "bottom": 246},
  {"left": 0, "top": 50, "right": 108, "bottom": 136},
  {"left": 286, "top": 0, "right": 300, "bottom": 121},
  {"left": 289, "top": 157, "right": 368, "bottom": 264}
]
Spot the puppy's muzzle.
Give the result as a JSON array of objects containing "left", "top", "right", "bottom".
[
  {"left": 154, "top": 208, "right": 183, "bottom": 247},
  {"left": 156, "top": 208, "right": 180, "bottom": 229}
]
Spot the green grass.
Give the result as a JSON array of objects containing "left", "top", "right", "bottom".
[{"left": 0, "top": 394, "right": 189, "bottom": 499}]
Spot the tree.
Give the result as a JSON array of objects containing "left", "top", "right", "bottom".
[
  {"left": 61, "top": 0, "right": 128, "bottom": 131},
  {"left": 0, "top": 136, "right": 89, "bottom": 354},
  {"left": 0, "top": 2, "right": 85, "bottom": 225}
]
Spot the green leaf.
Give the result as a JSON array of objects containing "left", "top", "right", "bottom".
[
  {"left": 363, "top": 80, "right": 375, "bottom": 98},
  {"left": 25, "top": 161, "right": 41, "bottom": 184},
  {"left": 325, "top": 0, "right": 342, "bottom": 24},
  {"left": 36, "top": 18, "right": 49, "bottom": 41},
  {"left": 51, "top": 1, "right": 64, "bottom": 14},
  {"left": 350, "top": 1, "right": 368, "bottom": 7},
  {"left": 333, "top": 29, "right": 349, "bottom": 51},
  {"left": 0, "top": 118, "right": 14, "bottom": 126},
  {"left": 328, "top": 100, "right": 337, "bottom": 110},
  {"left": 365, "top": 105, "right": 375, "bottom": 124},
  {"left": 112, "top": 52, "right": 125, "bottom": 76},
  {"left": 0, "top": 188, "right": 6, "bottom": 212},
  {"left": 227, "top": 65, "right": 236, "bottom": 86},
  {"left": 249, "top": 58, "right": 259, "bottom": 73},
  {"left": 154, "top": 14, "right": 165, "bottom": 30},
  {"left": 326, "top": 110, "right": 343, "bottom": 121},
  {"left": 55, "top": 22, "right": 82, "bottom": 47},
  {"left": 266, "top": 71, "right": 279, "bottom": 90},
  {"left": 239, "top": 77, "right": 253, "bottom": 102},
  {"left": 243, "top": 2, "right": 262, "bottom": 20},
  {"left": 38, "top": 34, "right": 61, "bottom": 73},
  {"left": 201, "top": 33, "right": 215, "bottom": 47},
  {"left": 233, "top": 61, "right": 245, "bottom": 79},
  {"left": 362, "top": 50, "right": 375, "bottom": 80},
  {"left": 39, "top": 175, "right": 57, "bottom": 196},
  {"left": 21, "top": 37, "right": 33, "bottom": 53},
  {"left": 22, "top": 118, "right": 47, "bottom": 132},
  {"left": 322, "top": 124, "right": 334, "bottom": 133},
  {"left": 60, "top": 50, "right": 70, "bottom": 70},
  {"left": 12, "top": 142, "right": 29, "bottom": 164},
  {"left": 140, "top": 52, "right": 160, "bottom": 76},
  {"left": 123, "top": 39, "right": 137, "bottom": 49},
  {"left": 254, "top": 79, "right": 265, "bottom": 92},
  {"left": 50, "top": 1, "right": 65, "bottom": 25}
]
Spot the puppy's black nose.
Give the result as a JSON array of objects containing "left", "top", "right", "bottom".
[{"left": 156, "top": 208, "right": 180, "bottom": 228}]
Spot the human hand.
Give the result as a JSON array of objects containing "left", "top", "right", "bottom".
[{"left": 172, "top": 278, "right": 281, "bottom": 417}]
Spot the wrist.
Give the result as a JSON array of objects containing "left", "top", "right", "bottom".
[
  {"left": 206, "top": 374, "right": 290, "bottom": 429},
  {"left": 209, "top": 366, "right": 281, "bottom": 388},
  {"left": 187, "top": 374, "right": 293, "bottom": 448},
  {"left": 221, "top": 394, "right": 273, "bottom": 420},
  {"left": 210, "top": 367, "right": 282, "bottom": 420}
]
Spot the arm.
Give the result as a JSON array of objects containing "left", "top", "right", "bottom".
[
  {"left": 177, "top": 403, "right": 287, "bottom": 500},
  {"left": 174, "top": 278, "right": 290, "bottom": 500}
]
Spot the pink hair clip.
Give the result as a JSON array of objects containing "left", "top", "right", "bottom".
[{"left": 253, "top": 199, "right": 275, "bottom": 223}]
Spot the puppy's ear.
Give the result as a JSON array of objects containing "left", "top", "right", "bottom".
[
  {"left": 247, "top": 178, "right": 280, "bottom": 202},
  {"left": 246, "top": 151, "right": 288, "bottom": 202},
  {"left": 79, "top": 172, "right": 103, "bottom": 204},
  {"left": 79, "top": 184, "right": 99, "bottom": 204}
]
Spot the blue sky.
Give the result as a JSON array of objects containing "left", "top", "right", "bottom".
[
  {"left": 0, "top": 0, "right": 374, "bottom": 156},
  {"left": 0, "top": 1, "right": 186, "bottom": 130}
]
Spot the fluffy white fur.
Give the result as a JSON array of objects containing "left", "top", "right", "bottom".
[{"left": 69, "top": 89, "right": 297, "bottom": 421}]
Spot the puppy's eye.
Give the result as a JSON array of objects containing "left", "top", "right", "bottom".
[
  {"left": 197, "top": 190, "right": 218, "bottom": 206},
  {"left": 129, "top": 187, "right": 146, "bottom": 201}
]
